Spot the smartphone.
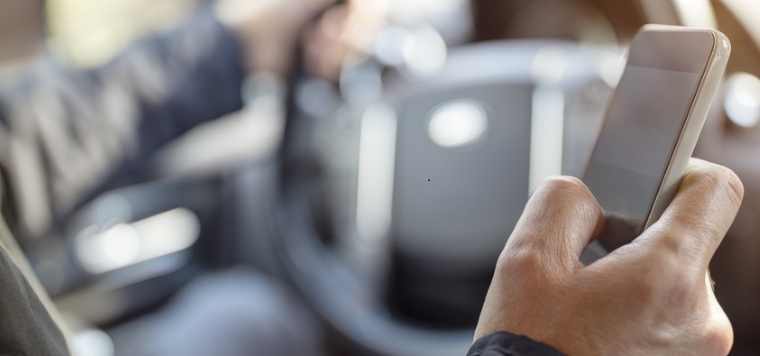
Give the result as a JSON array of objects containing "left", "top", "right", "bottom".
[{"left": 582, "top": 25, "right": 731, "bottom": 250}]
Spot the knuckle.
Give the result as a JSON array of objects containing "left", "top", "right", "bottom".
[
  {"left": 649, "top": 233, "right": 703, "bottom": 281},
  {"left": 689, "top": 164, "right": 745, "bottom": 207},
  {"left": 540, "top": 176, "right": 595, "bottom": 204},
  {"left": 496, "top": 247, "right": 545, "bottom": 279},
  {"left": 722, "top": 168, "right": 745, "bottom": 206},
  {"left": 702, "top": 322, "right": 734, "bottom": 356},
  {"left": 542, "top": 176, "right": 586, "bottom": 194},
  {"left": 650, "top": 225, "right": 692, "bottom": 258},
  {"left": 655, "top": 215, "right": 720, "bottom": 255}
]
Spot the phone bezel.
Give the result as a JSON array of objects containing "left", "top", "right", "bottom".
[{"left": 642, "top": 26, "right": 721, "bottom": 229}]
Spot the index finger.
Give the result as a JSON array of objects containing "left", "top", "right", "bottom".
[
  {"left": 642, "top": 159, "right": 744, "bottom": 267},
  {"left": 504, "top": 176, "right": 604, "bottom": 273}
]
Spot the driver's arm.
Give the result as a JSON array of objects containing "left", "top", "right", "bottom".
[
  {"left": 0, "top": 8, "right": 247, "bottom": 240},
  {"left": 0, "top": 3, "right": 327, "bottom": 355},
  {"left": 0, "top": 9, "right": 250, "bottom": 356},
  {"left": 0, "top": 0, "right": 334, "bottom": 240},
  {"left": 469, "top": 159, "right": 742, "bottom": 355}
]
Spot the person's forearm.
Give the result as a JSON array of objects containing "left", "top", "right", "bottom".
[
  {"left": 99, "top": 9, "right": 247, "bottom": 154},
  {"left": 0, "top": 8, "right": 247, "bottom": 239}
]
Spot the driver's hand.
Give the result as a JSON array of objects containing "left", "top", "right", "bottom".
[
  {"left": 475, "top": 159, "right": 743, "bottom": 355},
  {"left": 216, "top": 0, "right": 386, "bottom": 78},
  {"left": 215, "top": 0, "right": 335, "bottom": 74}
]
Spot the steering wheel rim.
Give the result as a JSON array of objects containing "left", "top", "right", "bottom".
[{"left": 273, "top": 2, "right": 760, "bottom": 354}]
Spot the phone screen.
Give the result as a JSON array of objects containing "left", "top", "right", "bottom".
[{"left": 583, "top": 30, "right": 714, "bottom": 248}]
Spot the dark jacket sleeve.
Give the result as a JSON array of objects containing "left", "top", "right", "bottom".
[
  {"left": 0, "top": 222, "right": 69, "bottom": 356},
  {"left": 0, "top": 9, "right": 246, "bottom": 239},
  {"left": 468, "top": 332, "right": 565, "bottom": 356},
  {"left": 0, "top": 8, "right": 249, "bottom": 356}
]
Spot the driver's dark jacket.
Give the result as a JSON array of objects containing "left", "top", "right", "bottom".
[{"left": 0, "top": 9, "right": 559, "bottom": 356}]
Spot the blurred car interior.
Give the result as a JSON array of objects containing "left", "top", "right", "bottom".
[{"left": 1, "top": 1, "right": 760, "bottom": 355}]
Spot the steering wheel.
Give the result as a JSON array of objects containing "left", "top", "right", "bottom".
[
  {"left": 273, "top": 1, "right": 760, "bottom": 355},
  {"left": 273, "top": 3, "right": 617, "bottom": 355}
]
